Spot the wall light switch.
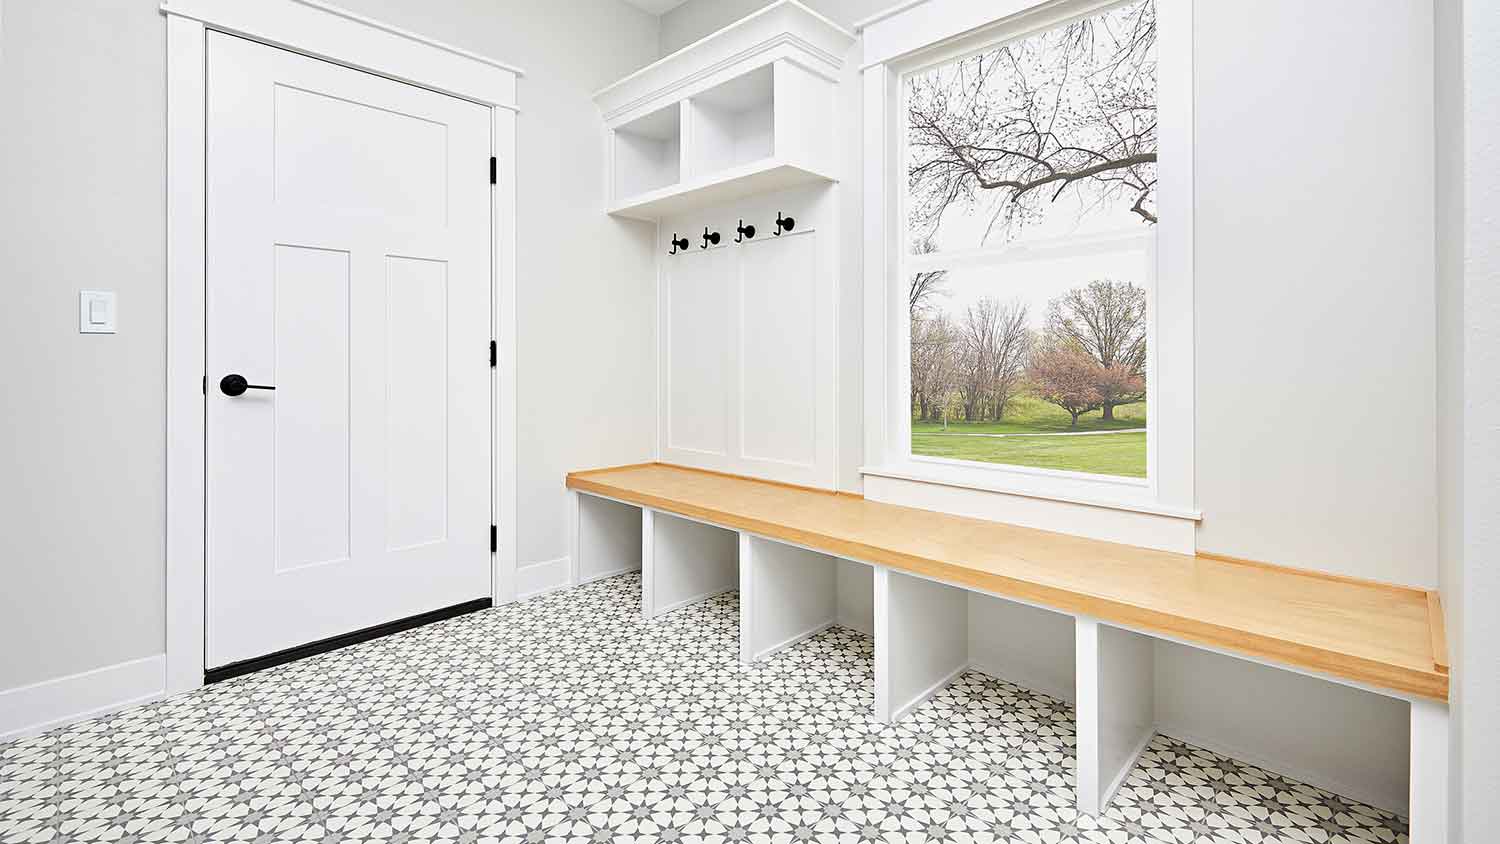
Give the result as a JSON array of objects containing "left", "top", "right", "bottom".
[{"left": 79, "top": 290, "right": 116, "bottom": 334}]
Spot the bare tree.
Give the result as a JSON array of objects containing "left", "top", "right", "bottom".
[
  {"left": 908, "top": 238, "right": 949, "bottom": 317},
  {"left": 906, "top": 0, "right": 1157, "bottom": 243},
  {"left": 1045, "top": 279, "right": 1147, "bottom": 419},
  {"left": 910, "top": 313, "right": 956, "bottom": 421},
  {"left": 1029, "top": 344, "right": 1103, "bottom": 427},
  {"left": 955, "top": 297, "right": 1032, "bottom": 422}
]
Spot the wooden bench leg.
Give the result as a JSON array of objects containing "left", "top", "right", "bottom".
[
  {"left": 737, "top": 534, "right": 836, "bottom": 664},
  {"left": 1407, "top": 698, "right": 1450, "bottom": 844},
  {"left": 1076, "top": 616, "right": 1155, "bottom": 815},
  {"left": 874, "top": 568, "right": 968, "bottom": 723},
  {"left": 640, "top": 509, "right": 737, "bottom": 621}
]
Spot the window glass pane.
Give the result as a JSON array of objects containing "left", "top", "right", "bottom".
[
  {"left": 904, "top": 0, "right": 1157, "bottom": 480},
  {"left": 908, "top": 252, "right": 1149, "bottom": 479},
  {"left": 905, "top": 0, "right": 1158, "bottom": 253}
]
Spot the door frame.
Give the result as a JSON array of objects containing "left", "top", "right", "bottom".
[{"left": 163, "top": 0, "right": 521, "bottom": 696}]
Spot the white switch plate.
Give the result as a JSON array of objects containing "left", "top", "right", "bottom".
[{"left": 79, "top": 290, "right": 116, "bottom": 334}]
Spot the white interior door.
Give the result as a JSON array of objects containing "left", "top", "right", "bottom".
[{"left": 205, "top": 32, "right": 492, "bottom": 669}]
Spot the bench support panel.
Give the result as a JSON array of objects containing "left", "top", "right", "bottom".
[
  {"left": 642, "top": 509, "right": 738, "bottom": 620},
  {"left": 1076, "top": 616, "right": 1156, "bottom": 815},
  {"left": 738, "top": 534, "right": 837, "bottom": 663},
  {"left": 1407, "top": 698, "right": 1449, "bottom": 844},
  {"left": 571, "top": 492, "right": 642, "bottom": 586},
  {"left": 874, "top": 568, "right": 969, "bottom": 723}
]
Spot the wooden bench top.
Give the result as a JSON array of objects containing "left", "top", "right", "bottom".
[{"left": 568, "top": 463, "right": 1449, "bottom": 701}]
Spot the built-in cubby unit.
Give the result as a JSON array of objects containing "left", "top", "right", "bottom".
[
  {"left": 611, "top": 102, "right": 681, "bottom": 201},
  {"left": 594, "top": 1, "right": 854, "bottom": 221}
]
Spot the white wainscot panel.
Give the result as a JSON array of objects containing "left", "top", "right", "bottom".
[
  {"left": 664, "top": 247, "right": 732, "bottom": 459},
  {"left": 739, "top": 230, "right": 817, "bottom": 467}
]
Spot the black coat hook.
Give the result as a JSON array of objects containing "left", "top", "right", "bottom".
[
  {"left": 774, "top": 212, "right": 795, "bottom": 236},
  {"left": 668, "top": 234, "right": 689, "bottom": 255},
  {"left": 735, "top": 220, "right": 756, "bottom": 243},
  {"left": 701, "top": 227, "right": 721, "bottom": 249}
]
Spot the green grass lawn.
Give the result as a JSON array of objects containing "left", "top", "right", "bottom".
[{"left": 912, "top": 395, "right": 1147, "bottom": 478}]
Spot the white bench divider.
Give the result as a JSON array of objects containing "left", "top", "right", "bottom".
[
  {"left": 1076, "top": 617, "right": 1157, "bottom": 813},
  {"left": 738, "top": 534, "right": 838, "bottom": 663}
]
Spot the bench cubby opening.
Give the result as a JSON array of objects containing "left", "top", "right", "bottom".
[
  {"left": 573, "top": 493, "right": 643, "bottom": 585},
  {"left": 642, "top": 509, "right": 739, "bottom": 619}
]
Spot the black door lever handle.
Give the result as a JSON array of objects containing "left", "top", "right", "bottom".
[{"left": 220, "top": 374, "right": 275, "bottom": 397}]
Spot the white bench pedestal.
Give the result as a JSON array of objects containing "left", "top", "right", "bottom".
[
  {"left": 737, "top": 534, "right": 837, "bottom": 663},
  {"left": 873, "top": 567, "right": 969, "bottom": 723},
  {"left": 1075, "top": 616, "right": 1156, "bottom": 815},
  {"left": 1408, "top": 698, "right": 1450, "bottom": 844},
  {"left": 640, "top": 508, "right": 738, "bottom": 619}
]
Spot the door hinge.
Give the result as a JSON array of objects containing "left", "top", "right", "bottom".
[
  {"left": 489, "top": 156, "right": 497, "bottom": 185},
  {"left": 490, "top": 340, "right": 497, "bottom": 367},
  {"left": 490, "top": 524, "right": 498, "bottom": 553},
  {"left": 201, "top": 375, "right": 206, "bottom": 395}
]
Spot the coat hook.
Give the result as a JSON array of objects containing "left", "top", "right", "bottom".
[
  {"left": 701, "top": 227, "right": 721, "bottom": 249},
  {"left": 735, "top": 219, "right": 756, "bottom": 243},
  {"left": 668, "top": 234, "right": 689, "bottom": 255},
  {"left": 774, "top": 212, "right": 796, "bottom": 236}
]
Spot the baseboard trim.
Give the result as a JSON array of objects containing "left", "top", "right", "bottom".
[
  {"left": 751, "top": 620, "right": 835, "bottom": 662},
  {"left": 0, "top": 654, "right": 166, "bottom": 743},
  {"left": 1102, "top": 727, "right": 1157, "bottom": 809},
  {"left": 517, "top": 556, "right": 572, "bottom": 600},
  {"left": 204, "top": 598, "right": 491, "bottom": 684},
  {"left": 653, "top": 585, "right": 736, "bottom": 618},
  {"left": 1154, "top": 721, "right": 1407, "bottom": 817},
  {"left": 578, "top": 562, "right": 642, "bottom": 586},
  {"left": 890, "top": 660, "right": 969, "bottom": 723},
  {"left": 967, "top": 658, "right": 1076, "bottom": 704}
]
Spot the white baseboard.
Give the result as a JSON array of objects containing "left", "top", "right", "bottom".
[
  {"left": 751, "top": 620, "right": 835, "bottom": 662},
  {"left": 516, "top": 556, "right": 571, "bottom": 600},
  {"left": 578, "top": 562, "right": 641, "bottom": 585},
  {"left": 968, "top": 658, "right": 1076, "bottom": 705},
  {"left": 653, "top": 586, "right": 736, "bottom": 618},
  {"left": 1102, "top": 727, "right": 1157, "bottom": 809},
  {"left": 891, "top": 660, "right": 969, "bottom": 723},
  {"left": 1155, "top": 720, "right": 1406, "bottom": 817},
  {"left": 0, "top": 655, "right": 166, "bottom": 743}
]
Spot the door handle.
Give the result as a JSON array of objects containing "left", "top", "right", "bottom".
[{"left": 219, "top": 374, "right": 275, "bottom": 397}]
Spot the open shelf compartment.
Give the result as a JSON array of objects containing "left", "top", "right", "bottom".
[{"left": 611, "top": 101, "right": 682, "bottom": 201}]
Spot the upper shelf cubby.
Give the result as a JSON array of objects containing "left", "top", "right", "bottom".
[{"left": 594, "top": 0, "right": 855, "bottom": 221}]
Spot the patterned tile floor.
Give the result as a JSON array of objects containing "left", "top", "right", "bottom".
[{"left": 0, "top": 573, "right": 1407, "bottom": 843}]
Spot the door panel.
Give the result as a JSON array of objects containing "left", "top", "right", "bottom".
[{"left": 206, "top": 32, "right": 492, "bottom": 668}]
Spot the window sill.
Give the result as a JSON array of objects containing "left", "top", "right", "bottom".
[{"left": 859, "top": 462, "right": 1202, "bottom": 522}]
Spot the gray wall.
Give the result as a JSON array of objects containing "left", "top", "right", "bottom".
[
  {"left": 663, "top": 0, "right": 1443, "bottom": 589},
  {"left": 0, "top": 0, "right": 661, "bottom": 691},
  {"left": 1, "top": 1, "right": 168, "bottom": 691}
]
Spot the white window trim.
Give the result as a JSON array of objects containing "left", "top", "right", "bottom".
[
  {"left": 860, "top": 0, "right": 1197, "bottom": 547},
  {"left": 162, "top": 0, "right": 521, "bottom": 696}
]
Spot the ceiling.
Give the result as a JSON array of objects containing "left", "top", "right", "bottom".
[{"left": 620, "top": 0, "right": 689, "bottom": 14}]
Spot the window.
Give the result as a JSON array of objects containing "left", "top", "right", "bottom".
[{"left": 901, "top": 0, "right": 1158, "bottom": 481}]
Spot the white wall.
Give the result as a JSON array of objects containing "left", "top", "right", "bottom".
[
  {"left": 1434, "top": 0, "right": 1465, "bottom": 837},
  {"left": 1459, "top": 0, "right": 1500, "bottom": 838},
  {"left": 1, "top": 0, "right": 168, "bottom": 692},
  {"left": 662, "top": 0, "right": 1442, "bottom": 588},
  {"left": 0, "top": 0, "right": 661, "bottom": 695}
]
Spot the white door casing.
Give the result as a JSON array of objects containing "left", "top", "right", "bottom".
[{"left": 205, "top": 32, "right": 492, "bottom": 668}]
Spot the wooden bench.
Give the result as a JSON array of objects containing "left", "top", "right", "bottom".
[{"left": 565, "top": 462, "right": 1450, "bottom": 836}]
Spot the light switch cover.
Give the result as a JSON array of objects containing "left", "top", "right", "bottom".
[{"left": 79, "top": 290, "right": 116, "bottom": 334}]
